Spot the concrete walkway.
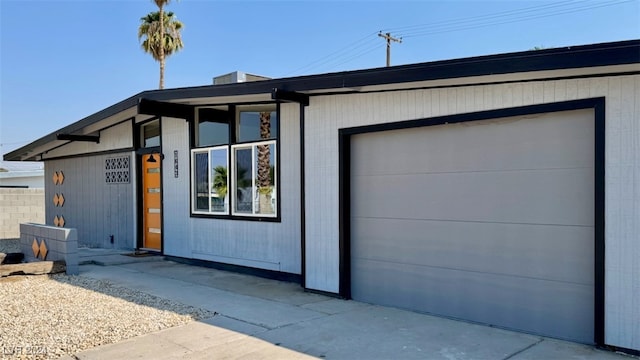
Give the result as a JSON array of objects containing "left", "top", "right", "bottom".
[
  {"left": 78, "top": 247, "right": 165, "bottom": 266},
  {"left": 67, "top": 260, "right": 629, "bottom": 359}
]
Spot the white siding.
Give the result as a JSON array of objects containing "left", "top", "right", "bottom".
[
  {"left": 161, "top": 118, "right": 191, "bottom": 258},
  {"left": 304, "top": 75, "right": 640, "bottom": 350},
  {"left": 43, "top": 121, "right": 133, "bottom": 159},
  {"left": 161, "top": 104, "right": 302, "bottom": 274},
  {"left": 44, "top": 152, "right": 136, "bottom": 249}
]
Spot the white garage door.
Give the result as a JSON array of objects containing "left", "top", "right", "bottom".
[{"left": 350, "top": 109, "right": 595, "bottom": 343}]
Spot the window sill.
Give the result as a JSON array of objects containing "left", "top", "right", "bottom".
[{"left": 190, "top": 213, "right": 281, "bottom": 223}]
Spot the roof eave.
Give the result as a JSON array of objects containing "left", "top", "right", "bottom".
[{"left": 4, "top": 39, "right": 639, "bottom": 162}]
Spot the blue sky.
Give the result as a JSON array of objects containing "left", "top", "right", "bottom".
[{"left": 1, "top": 0, "right": 639, "bottom": 156}]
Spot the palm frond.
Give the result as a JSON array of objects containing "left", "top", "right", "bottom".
[{"left": 137, "top": 10, "right": 184, "bottom": 62}]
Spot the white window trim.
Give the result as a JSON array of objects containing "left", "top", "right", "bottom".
[
  {"left": 231, "top": 140, "right": 277, "bottom": 217},
  {"left": 190, "top": 145, "right": 228, "bottom": 215}
]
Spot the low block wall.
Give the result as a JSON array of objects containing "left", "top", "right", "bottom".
[
  {"left": 20, "top": 223, "right": 78, "bottom": 275},
  {"left": 0, "top": 188, "right": 45, "bottom": 239}
]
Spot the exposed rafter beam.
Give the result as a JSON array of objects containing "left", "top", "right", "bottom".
[
  {"left": 138, "top": 98, "right": 194, "bottom": 120},
  {"left": 271, "top": 88, "right": 309, "bottom": 106},
  {"left": 56, "top": 134, "right": 100, "bottom": 143}
]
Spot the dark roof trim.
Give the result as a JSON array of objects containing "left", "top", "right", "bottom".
[
  {"left": 271, "top": 88, "right": 310, "bottom": 106},
  {"left": 144, "top": 39, "right": 639, "bottom": 101},
  {"left": 5, "top": 39, "right": 638, "bottom": 161},
  {"left": 138, "top": 98, "right": 194, "bottom": 120},
  {"left": 56, "top": 134, "right": 100, "bottom": 143}
]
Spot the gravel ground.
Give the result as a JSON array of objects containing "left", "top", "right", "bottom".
[{"left": 0, "top": 274, "right": 215, "bottom": 359}]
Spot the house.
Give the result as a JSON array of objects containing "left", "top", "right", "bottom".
[
  {"left": 4, "top": 40, "right": 639, "bottom": 354},
  {"left": 0, "top": 161, "right": 44, "bottom": 188}
]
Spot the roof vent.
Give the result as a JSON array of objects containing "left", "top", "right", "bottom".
[{"left": 213, "top": 71, "right": 270, "bottom": 85}]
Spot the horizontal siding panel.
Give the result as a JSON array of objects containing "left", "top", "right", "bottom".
[{"left": 43, "top": 121, "right": 133, "bottom": 159}]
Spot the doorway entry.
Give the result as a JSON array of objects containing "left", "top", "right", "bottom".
[{"left": 141, "top": 153, "right": 162, "bottom": 250}]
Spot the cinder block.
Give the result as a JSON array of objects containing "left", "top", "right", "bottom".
[
  {"left": 66, "top": 242, "right": 78, "bottom": 255},
  {"left": 65, "top": 264, "right": 79, "bottom": 275},
  {"left": 30, "top": 206, "right": 44, "bottom": 214},
  {"left": 29, "top": 225, "right": 41, "bottom": 237},
  {"left": 65, "top": 253, "right": 78, "bottom": 267},
  {"left": 16, "top": 206, "right": 29, "bottom": 213},
  {"left": 47, "top": 228, "right": 56, "bottom": 240},
  {"left": 67, "top": 229, "right": 78, "bottom": 242},
  {"left": 46, "top": 239, "right": 59, "bottom": 254},
  {"left": 57, "top": 239, "right": 67, "bottom": 253}
]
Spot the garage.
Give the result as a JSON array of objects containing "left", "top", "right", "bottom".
[{"left": 348, "top": 109, "right": 596, "bottom": 343}]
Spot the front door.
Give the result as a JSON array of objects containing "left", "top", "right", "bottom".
[{"left": 142, "top": 153, "right": 162, "bottom": 250}]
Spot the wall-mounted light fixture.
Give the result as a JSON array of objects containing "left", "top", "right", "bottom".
[{"left": 146, "top": 154, "right": 164, "bottom": 163}]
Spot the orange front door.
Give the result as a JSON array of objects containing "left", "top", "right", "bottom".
[{"left": 142, "top": 153, "right": 162, "bottom": 250}]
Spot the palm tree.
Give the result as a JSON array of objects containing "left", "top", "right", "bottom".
[
  {"left": 257, "top": 112, "right": 273, "bottom": 214},
  {"left": 212, "top": 165, "right": 228, "bottom": 199},
  {"left": 138, "top": 10, "right": 183, "bottom": 89},
  {"left": 155, "top": 0, "right": 170, "bottom": 89}
]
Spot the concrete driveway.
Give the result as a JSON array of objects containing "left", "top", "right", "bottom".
[{"left": 66, "top": 259, "right": 629, "bottom": 359}]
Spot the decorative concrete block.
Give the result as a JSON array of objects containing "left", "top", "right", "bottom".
[{"left": 65, "top": 264, "right": 79, "bottom": 275}]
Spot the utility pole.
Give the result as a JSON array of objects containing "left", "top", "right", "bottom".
[{"left": 378, "top": 32, "right": 402, "bottom": 67}]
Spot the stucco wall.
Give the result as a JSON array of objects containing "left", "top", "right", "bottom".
[
  {"left": 304, "top": 74, "right": 640, "bottom": 350},
  {"left": 0, "top": 188, "right": 45, "bottom": 239}
]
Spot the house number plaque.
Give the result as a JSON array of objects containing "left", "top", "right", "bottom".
[{"left": 174, "top": 150, "right": 179, "bottom": 178}]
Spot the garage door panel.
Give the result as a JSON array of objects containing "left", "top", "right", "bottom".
[
  {"left": 351, "top": 257, "right": 594, "bottom": 343},
  {"left": 352, "top": 168, "right": 594, "bottom": 226},
  {"left": 350, "top": 109, "right": 595, "bottom": 344},
  {"left": 351, "top": 109, "right": 594, "bottom": 177},
  {"left": 351, "top": 217, "right": 594, "bottom": 285}
]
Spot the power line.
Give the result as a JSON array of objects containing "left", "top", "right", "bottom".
[
  {"left": 396, "top": 0, "right": 633, "bottom": 38},
  {"left": 328, "top": 43, "right": 381, "bottom": 70},
  {"left": 283, "top": 32, "right": 379, "bottom": 76},
  {"left": 380, "top": 0, "right": 580, "bottom": 34},
  {"left": 285, "top": 0, "right": 634, "bottom": 76}
]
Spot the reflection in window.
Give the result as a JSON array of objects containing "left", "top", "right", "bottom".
[
  {"left": 141, "top": 120, "right": 160, "bottom": 148},
  {"left": 237, "top": 109, "right": 278, "bottom": 143},
  {"left": 193, "top": 151, "right": 209, "bottom": 212},
  {"left": 232, "top": 141, "right": 276, "bottom": 216},
  {"left": 191, "top": 147, "right": 228, "bottom": 214},
  {"left": 190, "top": 103, "right": 279, "bottom": 219},
  {"left": 210, "top": 149, "right": 228, "bottom": 213},
  {"left": 197, "top": 108, "right": 229, "bottom": 147}
]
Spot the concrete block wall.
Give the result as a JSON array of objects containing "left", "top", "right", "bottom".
[
  {"left": 0, "top": 188, "right": 45, "bottom": 239},
  {"left": 19, "top": 223, "right": 78, "bottom": 275}
]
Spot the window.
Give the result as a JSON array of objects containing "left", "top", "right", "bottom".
[
  {"left": 196, "top": 107, "right": 229, "bottom": 147},
  {"left": 237, "top": 109, "right": 278, "bottom": 142},
  {"left": 190, "top": 104, "right": 278, "bottom": 219},
  {"left": 141, "top": 120, "right": 160, "bottom": 148},
  {"left": 192, "top": 147, "right": 228, "bottom": 214},
  {"left": 232, "top": 141, "right": 276, "bottom": 216}
]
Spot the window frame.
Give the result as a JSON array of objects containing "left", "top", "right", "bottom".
[
  {"left": 190, "top": 146, "right": 229, "bottom": 216},
  {"left": 231, "top": 140, "right": 278, "bottom": 217},
  {"left": 194, "top": 106, "right": 230, "bottom": 148},
  {"left": 189, "top": 102, "right": 281, "bottom": 222}
]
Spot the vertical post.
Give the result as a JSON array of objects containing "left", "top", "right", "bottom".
[
  {"left": 378, "top": 32, "right": 402, "bottom": 67},
  {"left": 385, "top": 33, "right": 391, "bottom": 67}
]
